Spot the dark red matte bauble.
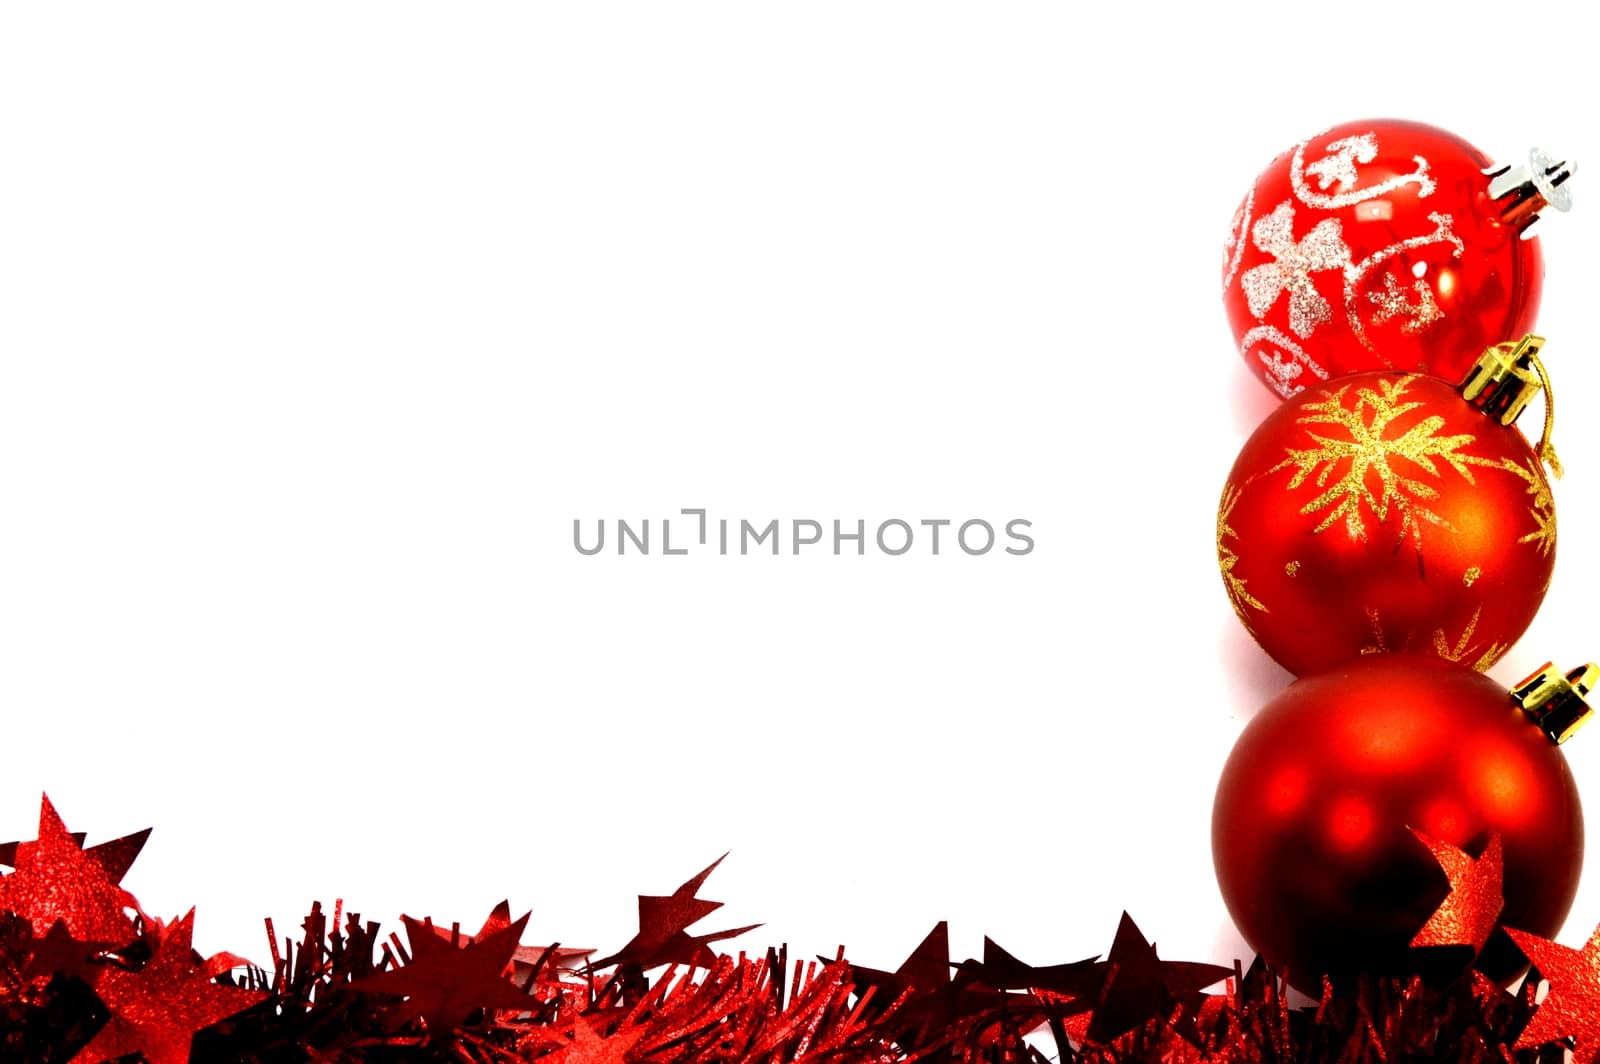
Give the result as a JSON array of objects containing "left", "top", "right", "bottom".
[
  {"left": 1222, "top": 119, "right": 1546, "bottom": 399},
  {"left": 1218, "top": 370, "right": 1554, "bottom": 677},
  {"left": 1212, "top": 656, "right": 1583, "bottom": 992}
]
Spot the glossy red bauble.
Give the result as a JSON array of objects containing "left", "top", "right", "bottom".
[
  {"left": 1218, "top": 370, "right": 1554, "bottom": 677},
  {"left": 1212, "top": 656, "right": 1583, "bottom": 992},
  {"left": 1222, "top": 119, "right": 1547, "bottom": 398}
]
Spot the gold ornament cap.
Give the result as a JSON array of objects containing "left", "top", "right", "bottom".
[
  {"left": 1459, "top": 334, "right": 1544, "bottom": 425},
  {"left": 1513, "top": 661, "right": 1598, "bottom": 745},
  {"left": 1458, "top": 334, "right": 1564, "bottom": 476},
  {"left": 1486, "top": 147, "right": 1576, "bottom": 233}
]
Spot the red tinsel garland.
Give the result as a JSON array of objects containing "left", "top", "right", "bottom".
[{"left": 0, "top": 796, "right": 1593, "bottom": 1063}]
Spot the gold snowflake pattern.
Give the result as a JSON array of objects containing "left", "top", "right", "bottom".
[
  {"left": 1360, "top": 606, "right": 1388, "bottom": 655},
  {"left": 1218, "top": 484, "right": 1266, "bottom": 621},
  {"left": 1497, "top": 455, "right": 1557, "bottom": 557},
  {"left": 1432, "top": 607, "right": 1505, "bottom": 672},
  {"left": 1269, "top": 377, "right": 1490, "bottom": 549},
  {"left": 1363, "top": 605, "right": 1504, "bottom": 671}
]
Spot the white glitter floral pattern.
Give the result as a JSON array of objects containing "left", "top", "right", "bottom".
[
  {"left": 1240, "top": 324, "right": 1329, "bottom": 399},
  {"left": 1368, "top": 271, "right": 1444, "bottom": 334},
  {"left": 1291, "top": 131, "right": 1435, "bottom": 209},
  {"left": 1304, "top": 134, "right": 1379, "bottom": 192},
  {"left": 1343, "top": 212, "right": 1465, "bottom": 354},
  {"left": 1240, "top": 200, "right": 1352, "bottom": 338},
  {"left": 1222, "top": 187, "right": 1253, "bottom": 291}
]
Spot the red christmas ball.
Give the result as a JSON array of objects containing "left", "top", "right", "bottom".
[
  {"left": 1212, "top": 656, "right": 1584, "bottom": 992},
  {"left": 1221, "top": 118, "right": 1570, "bottom": 398},
  {"left": 1218, "top": 367, "right": 1554, "bottom": 676}
]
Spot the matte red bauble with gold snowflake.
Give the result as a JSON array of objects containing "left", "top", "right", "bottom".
[
  {"left": 1212, "top": 655, "right": 1592, "bottom": 994},
  {"left": 1217, "top": 338, "right": 1557, "bottom": 677},
  {"left": 1221, "top": 118, "right": 1572, "bottom": 398}
]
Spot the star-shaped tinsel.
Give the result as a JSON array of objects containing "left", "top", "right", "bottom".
[
  {"left": 0, "top": 822, "right": 150, "bottom": 882},
  {"left": 1409, "top": 830, "right": 1504, "bottom": 952},
  {"left": 1068, "top": 912, "right": 1232, "bottom": 1047},
  {"left": 408, "top": 899, "right": 592, "bottom": 1005},
  {"left": 24, "top": 919, "right": 105, "bottom": 984},
  {"left": 4, "top": 792, "right": 1578, "bottom": 1061},
  {"left": 71, "top": 909, "right": 266, "bottom": 1064},
  {"left": 592, "top": 854, "right": 759, "bottom": 971},
  {"left": 1505, "top": 921, "right": 1600, "bottom": 1062},
  {"left": 538, "top": 1012, "right": 646, "bottom": 1064},
  {"left": 842, "top": 921, "right": 938, "bottom": 1006},
  {"left": 959, "top": 935, "right": 1101, "bottom": 996},
  {"left": 446, "top": 898, "right": 592, "bottom": 983},
  {"left": 0, "top": 795, "right": 141, "bottom": 946},
  {"left": 843, "top": 922, "right": 1083, "bottom": 1056},
  {"left": 352, "top": 903, "right": 540, "bottom": 1032}
]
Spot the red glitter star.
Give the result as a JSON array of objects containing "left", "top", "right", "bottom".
[
  {"left": 540, "top": 1013, "right": 647, "bottom": 1064},
  {"left": 435, "top": 898, "right": 592, "bottom": 976},
  {"left": 1069, "top": 913, "right": 1232, "bottom": 1046},
  {"left": 410, "top": 899, "right": 591, "bottom": 1000},
  {"left": 24, "top": 919, "right": 104, "bottom": 984},
  {"left": 72, "top": 909, "right": 265, "bottom": 1064},
  {"left": 1505, "top": 922, "right": 1600, "bottom": 1062},
  {"left": 353, "top": 905, "right": 539, "bottom": 1032},
  {"left": 593, "top": 855, "right": 759, "bottom": 970},
  {"left": 966, "top": 935, "right": 1101, "bottom": 994},
  {"left": 0, "top": 825, "right": 150, "bottom": 881},
  {"left": 1409, "top": 830, "right": 1504, "bottom": 951},
  {"left": 846, "top": 922, "right": 1052, "bottom": 1052},
  {"left": 0, "top": 795, "right": 139, "bottom": 945}
]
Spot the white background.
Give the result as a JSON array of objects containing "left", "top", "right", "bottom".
[{"left": 1, "top": 3, "right": 1596, "bottom": 977}]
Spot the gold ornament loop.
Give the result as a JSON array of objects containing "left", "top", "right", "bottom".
[
  {"left": 1524, "top": 345, "right": 1564, "bottom": 478},
  {"left": 1457, "top": 334, "right": 1563, "bottom": 478}
]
